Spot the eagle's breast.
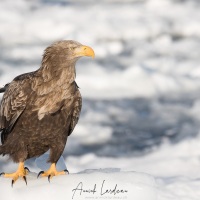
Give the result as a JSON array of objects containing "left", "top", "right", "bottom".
[{"left": 30, "top": 72, "right": 77, "bottom": 120}]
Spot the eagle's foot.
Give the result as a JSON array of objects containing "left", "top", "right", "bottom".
[
  {"left": 37, "top": 163, "right": 68, "bottom": 182},
  {"left": 0, "top": 162, "right": 28, "bottom": 186}
]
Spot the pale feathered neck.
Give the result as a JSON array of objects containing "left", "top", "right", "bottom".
[{"left": 39, "top": 55, "right": 77, "bottom": 84}]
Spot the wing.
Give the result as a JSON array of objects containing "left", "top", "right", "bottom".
[
  {"left": 68, "top": 89, "right": 82, "bottom": 136},
  {"left": 0, "top": 83, "right": 10, "bottom": 93},
  {"left": 0, "top": 78, "right": 29, "bottom": 144}
]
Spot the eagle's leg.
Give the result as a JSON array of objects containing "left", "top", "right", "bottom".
[
  {"left": 1, "top": 162, "right": 28, "bottom": 186},
  {"left": 37, "top": 163, "right": 68, "bottom": 182}
]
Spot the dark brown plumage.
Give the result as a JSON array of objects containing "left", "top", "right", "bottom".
[{"left": 0, "top": 40, "right": 95, "bottom": 184}]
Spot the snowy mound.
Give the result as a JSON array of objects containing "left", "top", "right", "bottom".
[{"left": 0, "top": 169, "right": 156, "bottom": 200}]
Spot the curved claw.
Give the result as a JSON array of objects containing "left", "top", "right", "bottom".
[
  {"left": 0, "top": 172, "right": 5, "bottom": 176},
  {"left": 64, "top": 169, "right": 69, "bottom": 174},
  {"left": 24, "top": 167, "right": 30, "bottom": 172},
  {"left": 11, "top": 180, "right": 14, "bottom": 187},
  {"left": 37, "top": 171, "right": 44, "bottom": 179},
  {"left": 23, "top": 176, "right": 27, "bottom": 185},
  {"left": 48, "top": 175, "right": 51, "bottom": 183}
]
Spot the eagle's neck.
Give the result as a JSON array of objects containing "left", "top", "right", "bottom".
[
  {"left": 40, "top": 59, "right": 76, "bottom": 84},
  {"left": 32, "top": 59, "right": 77, "bottom": 95}
]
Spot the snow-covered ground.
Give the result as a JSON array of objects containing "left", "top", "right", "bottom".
[
  {"left": 0, "top": 170, "right": 157, "bottom": 200},
  {"left": 0, "top": 0, "right": 200, "bottom": 199}
]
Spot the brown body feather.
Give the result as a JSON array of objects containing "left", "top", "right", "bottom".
[{"left": 0, "top": 40, "right": 84, "bottom": 163}]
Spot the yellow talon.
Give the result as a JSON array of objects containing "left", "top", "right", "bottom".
[
  {"left": 1, "top": 162, "right": 28, "bottom": 186},
  {"left": 37, "top": 163, "right": 67, "bottom": 182}
]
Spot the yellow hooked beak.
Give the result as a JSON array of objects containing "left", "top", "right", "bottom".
[{"left": 74, "top": 45, "right": 95, "bottom": 59}]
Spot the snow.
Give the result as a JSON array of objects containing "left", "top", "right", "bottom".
[
  {"left": 65, "top": 137, "right": 200, "bottom": 199},
  {"left": 0, "top": 170, "right": 156, "bottom": 200},
  {"left": 0, "top": 0, "right": 200, "bottom": 199}
]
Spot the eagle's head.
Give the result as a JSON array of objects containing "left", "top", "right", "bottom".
[
  {"left": 42, "top": 40, "right": 95, "bottom": 65},
  {"left": 40, "top": 40, "right": 95, "bottom": 82}
]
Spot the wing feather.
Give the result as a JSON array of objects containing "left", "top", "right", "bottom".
[
  {"left": 0, "top": 80, "right": 28, "bottom": 143},
  {"left": 0, "top": 83, "right": 9, "bottom": 93},
  {"left": 68, "top": 89, "right": 82, "bottom": 136}
]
